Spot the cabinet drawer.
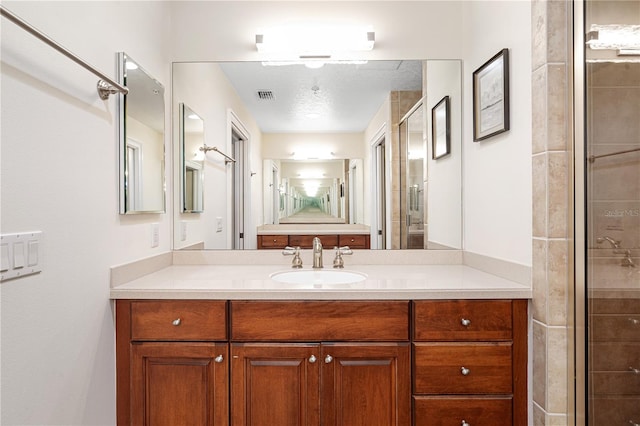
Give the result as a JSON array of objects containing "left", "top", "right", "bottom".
[
  {"left": 413, "top": 343, "right": 513, "bottom": 394},
  {"left": 413, "top": 300, "right": 513, "bottom": 341},
  {"left": 230, "top": 301, "right": 409, "bottom": 341},
  {"left": 131, "top": 300, "right": 227, "bottom": 341},
  {"left": 258, "top": 235, "right": 289, "bottom": 249},
  {"left": 338, "top": 234, "right": 370, "bottom": 249},
  {"left": 289, "top": 234, "right": 339, "bottom": 248},
  {"left": 413, "top": 396, "right": 512, "bottom": 426}
]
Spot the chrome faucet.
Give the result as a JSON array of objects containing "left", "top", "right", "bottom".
[
  {"left": 597, "top": 236, "right": 635, "bottom": 268},
  {"left": 596, "top": 236, "right": 621, "bottom": 249},
  {"left": 312, "top": 237, "right": 323, "bottom": 269}
]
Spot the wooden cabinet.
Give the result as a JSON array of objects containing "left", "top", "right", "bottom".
[
  {"left": 338, "top": 234, "right": 370, "bottom": 249},
  {"left": 412, "top": 300, "right": 527, "bottom": 426},
  {"left": 116, "top": 298, "right": 527, "bottom": 426},
  {"left": 117, "top": 300, "right": 229, "bottom": 426},
  {"left": 229, "top": 301, "right": 410, "bottom": 426},
  {"left": 257, "top": 234, "right": 370, "bottom": 249}
]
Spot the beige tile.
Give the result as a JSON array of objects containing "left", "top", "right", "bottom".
[
  {"left": 547, "top": 64, "right": 567, "bottom": 151},
  {"left": 588, "top": 62, "right": 640, "bottom": 88},
  {"left": 547, "top": 326, "right": 568, "bottom": 414},
  {"left": 533, "top": 321, "right": 547, "bottom": 409},
  {"left": 532, "top": 153, "right": 547, "bottom": 238},
  {"left": 532, "top": 237, "right": 548, "bottom": 323},
  {"left": 533, "top": 403, "right": 546, "bottom": 426},
  {"left": 545, "top": 0, "right": 568, "bottom": 64},
  {"left": 547, "top": 239, "right": 568, "bottom": 326},
  {"left": 531, "top": 0, "right": 548, "bottom": 72},
  {"left": 589, "top": 88, "right": 640, "bottom": 144},
  {"left": 544, "top": 414, "right": 568, "bottom": 426},
  {"left": 548, "top": 152, "right": 568, "bottom": 238},
  {"left": 532, "top": 66, "right": 547, "bottom": 154}
]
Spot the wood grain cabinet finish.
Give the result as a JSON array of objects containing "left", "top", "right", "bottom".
[
  {"left": 117, "top": 300, "right": 229, "bottom": 426},
  {"left": 230, "top": 343, "right": 410, "bottom": 426},
  {"left": 230, "top": 301, "right": 410, "bottom": 426},
  {"left": 412, "top": 300, "right": 527, "bottom": 426},
  {"left": 117, "top": 298, "right": 527, "bottom": 426},
  {"left": 257, "top": 234, "right": 370, "bottom": 249},
  {"left": 338, "top": 234, "right": 370, "bottom": 249}
]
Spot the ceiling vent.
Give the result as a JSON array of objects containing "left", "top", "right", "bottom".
[{"left": 256, "top": 90, "right": 276, "bottom": 101}]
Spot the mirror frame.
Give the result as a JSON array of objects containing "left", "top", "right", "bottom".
[{"left": 117, "top": 52, "right": 166, "bottom": 214}]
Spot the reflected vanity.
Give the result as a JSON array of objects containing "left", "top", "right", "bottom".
[{"left": 117, "top": 52, "right": 166, "bottom": 214}]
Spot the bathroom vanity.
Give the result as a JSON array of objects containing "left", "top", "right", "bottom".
[{"left": 111, "top": 260, "right": 530, "bottom": 426}]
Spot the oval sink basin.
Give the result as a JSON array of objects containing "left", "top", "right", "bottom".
[{"left": 270, "top": 269, "right": 367, "bottom": 285}]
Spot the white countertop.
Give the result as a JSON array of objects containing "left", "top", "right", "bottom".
[{"left": 109, "top": 263, "right": 532, "bottom": 300}]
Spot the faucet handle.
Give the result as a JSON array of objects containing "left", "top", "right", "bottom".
[
  {"left": 333, "top": 246, "right": 352, "bottom": 268},
  {"left": 337, "top": 246, "right": 353, "bottom": 255},
  {"left": 283, "top": 246, "right": 303, "bottom": 268}
]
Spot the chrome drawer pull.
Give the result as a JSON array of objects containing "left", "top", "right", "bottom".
[
  {"left": 461, "top": 318, "right": 471, "bottom": 327},
  {"left": 325, "top": 355, "right": 333, "bottom": 364},
  {"left": 172, "top": 318, "right": 181, "bottom": 326},
  {"left": 462, "top": 420, "right": 470, "bottom": 426},
  {"left": 629, "top": 421, "right": 639, "bottom": 426},
  {"left": 461, "top": 367, "right": 470, "bottom": 376},
  {"left": 629, "top": 318, "right": 640, "bottom": 325},
  {"left": 629, "top": 367, "right": 640, "bottom": 374},
  {"left": 309, "top": 355, "right": 317, "bottom": 364},
  {"left": 214, "top": 355, "right": 224, "bottom": 363}
]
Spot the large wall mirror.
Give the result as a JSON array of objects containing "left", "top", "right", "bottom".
[
  {"left": 172, "top": 60, "right": 461, "bottom": 250},
  {"left": 118, "top": 52, "right": 166, "bottom": 214}
]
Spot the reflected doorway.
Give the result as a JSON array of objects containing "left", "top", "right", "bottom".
[
  {"left": 232, "top": 128, "right": 246, "bottom": 249},
  {"left": 373, "top": 135, "right": 387, "bottom": 249}
]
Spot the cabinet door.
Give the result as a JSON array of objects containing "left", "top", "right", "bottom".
[
  {"left": 130, "top": 342, "right": 228, "bottom": 426},
  {"left": 231, "top": 343, "right": 320, "bottom": 426},
  {"left": 321, "top": 343, "right": 410, "bottom": 426}
]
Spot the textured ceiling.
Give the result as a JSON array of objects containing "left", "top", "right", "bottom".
[{"left": 219, "top": 60, "right": 423, "bottom": 133}]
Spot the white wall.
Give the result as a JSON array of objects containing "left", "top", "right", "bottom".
[
  {"left": 461, "top": 1, "right": 532, "bottom": 266},
  {"left": 172, "top": 62, "right": 262, "bottom": 250},
  {"left": 426, "top": 61, "right": 463, "bottom": 249},
  {"left": 1, "top": 2, "right": 170, "bottom": 424}
]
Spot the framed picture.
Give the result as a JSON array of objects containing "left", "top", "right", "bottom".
[
  {"left": 431, "top": 96, "right": 451, "bottom": 159},
  {"left": 473, "top": 48, "right": 510, "bottom": 141}
]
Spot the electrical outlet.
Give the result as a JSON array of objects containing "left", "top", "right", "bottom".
[
  {"left": 180, "top": 221, "right": 187, "bottom": 241},
  {"left": 151, "top": 223, "right": 160, "bottom": 248}
]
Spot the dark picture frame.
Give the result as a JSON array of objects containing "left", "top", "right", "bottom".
[
  {"left": 431, "top": 95, "right": 451, "bottom": 159},
  {"left": 473, "top": 48, "right": 510, "bottom": 141}
]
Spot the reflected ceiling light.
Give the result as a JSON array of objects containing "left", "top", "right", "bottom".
[
  {"left": 291, "top": 149, "right": 335, "bottom": 160},
  {"left": 303, "top": 181, "right": 320, "bottom": 197},
  {"left": 586, "top": 24, "right": 640, "bottom": 50},
  {"left": 298, "top": 170, "right": 325, "bottom": 179},
  {"left": 256, "top": 24, "right": 374, "bottom": 66},
  {"left": 125, "top": 61, "right": 139, "bottom": 70}
]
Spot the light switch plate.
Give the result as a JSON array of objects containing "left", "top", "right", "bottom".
[
  {"left": 0, "top": 231, "right": 43, "bottom": 282},
  {"left": 216, "top": 217, "right": 223, "bottom": 233}
]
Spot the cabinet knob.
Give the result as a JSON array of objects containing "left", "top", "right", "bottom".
[
  {"left": 309, "top": 355, "right": 317, "bottom": 364},
  {"left": 325, "top": 355, "right": 333, "bottom": 364},
  {"left": 214, "top": 355, "right": 224, "bottom": 363},
  {"left": 461, "top": 367, "right": 470, "bottom": 376},
  {"left": 461, "top": 318, "right": 471, "bottom": 327},
  {"left": 172, "top": 318, "right": 181, "bottom": 326},
  {"left": 630, "top": 367, "right": 640, "bottom": 374},
  {"left": 462, "top": 421, "right": 470, "bottom": 426},
  {"left": 629, "top": 318, "right": 640, "bottom": 325},
  {"left": 629, "top": 421, "right": 640, "bottom": 426}
]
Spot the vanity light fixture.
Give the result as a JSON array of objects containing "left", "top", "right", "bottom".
[{"left": 255, "top": 24, "right": 374, "bottom": 67}]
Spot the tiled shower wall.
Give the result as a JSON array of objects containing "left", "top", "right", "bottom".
[
  {"left": 531, "top": 0, "right": 572, "bottom": 424},
  {"left": 390, "top": 90, "right": 423, "bottom": 249}
]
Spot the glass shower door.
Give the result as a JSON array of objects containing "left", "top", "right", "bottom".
[{"left": 584, "top": 1, "right": 640, "bottom": 424}]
